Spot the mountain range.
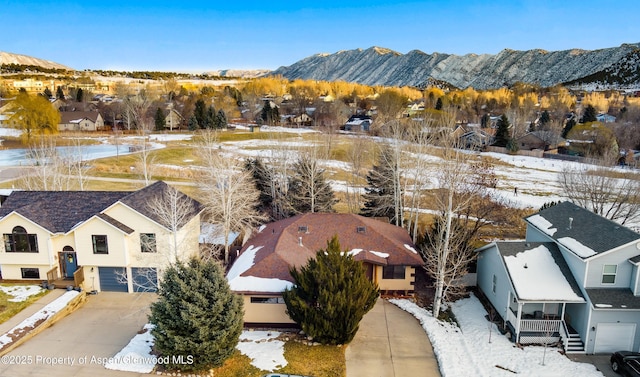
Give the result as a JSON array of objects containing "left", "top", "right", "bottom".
[
  {"left": 0, "top": 51, "right": 72, "bottom": 70},
  {"left": 272, "top": 44, "right": 640, "bottom": 90}
]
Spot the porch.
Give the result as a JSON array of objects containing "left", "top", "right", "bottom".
[
  {"left": 505, "top": 300, "right": 585, "bottom": 353},
  {"left": 46, "top": 265, "right": 85, "bottom": 290}
]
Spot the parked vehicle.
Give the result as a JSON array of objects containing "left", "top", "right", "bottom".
[{"left": 611, "top": 351, "right": 640, "bottom": 376}]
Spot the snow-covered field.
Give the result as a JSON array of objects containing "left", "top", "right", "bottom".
[{"left": 391, "top": 295, "right": 604, "bottom": 377}]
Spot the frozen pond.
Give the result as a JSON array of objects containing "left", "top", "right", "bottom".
[{"left": 0, "top": 143, "right": 135, "bottom": 167}]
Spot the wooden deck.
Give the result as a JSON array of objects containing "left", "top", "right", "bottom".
[{"left": 49, "top": 278, "right": 76, "bottom": 289}]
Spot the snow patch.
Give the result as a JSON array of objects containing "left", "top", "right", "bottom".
[
  {"left": 105, "top": 324, "right": 156, "bottom": 373},
  {"left": 558, "top": 237, "right": 597, "bottom": 258},
  {"left": 404, "top": 244, "right": 419, "bottom": 254},
  {"left": 0, "top": 285, "right": 43, "bottom": 302},
  {"left": 528, "top": 215, "right": 557, "bottom": 236},
  {"left": 236, "top": 330, "right": 286, "bottom": 371}
]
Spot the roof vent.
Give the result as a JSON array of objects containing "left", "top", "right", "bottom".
[
  {"left": 356, "top": 226, "right": 366, "bottom": 234},
  {"left": 298, "top": 236, "right": 303, "bottom": 246},
  {"left": 568, "top": 217, "right": 573, "bottom": 230}
]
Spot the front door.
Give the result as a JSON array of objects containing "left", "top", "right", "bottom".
[{"left": 63, "top": 252, "right": 78, "bottom": 278}]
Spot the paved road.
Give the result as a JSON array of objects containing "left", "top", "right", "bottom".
[
  {"left": 345, "top": 298, "right": 441, "bottom": 377},
  {"left": 0, "top": 291, "right": 156, "bottom": 377}
]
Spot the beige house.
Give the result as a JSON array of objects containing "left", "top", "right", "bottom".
[
  {"left": 58, "top": 111, "right": 105, "bottom": 131},
  {"left": 227, "top": 213, "right": 423, "bottom": 325},
  {"left": 0, "top": 181, "right": 202, "bottom": 293},
  {"left": 165, "top": 108, "right": 184, "bottom": 130}
]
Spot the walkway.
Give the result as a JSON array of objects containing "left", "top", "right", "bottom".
[{"left": 345, "top": 298, "right": 441, "bottom": 377}]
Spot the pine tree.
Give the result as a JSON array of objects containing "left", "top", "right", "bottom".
[
  {"left": 562, "top": 118, "right": 576, "bottom": 138},
  {"left": 361, "top": 146, "right": 403, "bottom": 224},
  {"left": 76, "top": 88, "right": 84, "bottom": 102},
  {"left": 492, "top": 114, "right": 511, "bottom": 147},
  {"left": 215, "top": 109, "right": 227, "bottom": 129},
  {"left": 154, "top": 107, "right": 166, "bottom": 131},
  {"left": 581, "top": 104, "right": 598, "bottom": 123},
  {"left": 245, "top": 157, "right": 290, "bottom": 220},
  {"left": 193, "top": 99, "right": 207, "bottom": 129},
  {"left": 188, "top": 114, "right": 199, "bottom": 131},
  {"left": 287, "top": 155, "right": 337, "bottom": 214},
  {"left": 149, "top": 258, "right": 243, "bottom": 372},
  {"left": 56, "top": 86, "right": 65, "bottom": 100},
  {"left": 539, "top": 110, "right": 550, "bottom": 128},
  {"left": 283, "top": 235, "right": 379, "bottom": 345},
  {"left": 43, "top": 87, "right": 52, "bottom": 99},
  {"left": 205, "top": 105, "right": 216, "bottom": 129},
  {"left": 435, "top": 97, "right": 443, "bottom": 110},
  {"left": 480, "top": 113, "right": 490, "bottom": 129}
]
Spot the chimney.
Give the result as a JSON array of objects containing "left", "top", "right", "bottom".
[
  {"left": 568, "top": 217, "right": 573, "bottom": 229},
  {"left": 298, "top": 237, "right": 303, "bottom": 246}
]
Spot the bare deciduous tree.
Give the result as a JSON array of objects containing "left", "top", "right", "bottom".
[{"left": 198, "top": 130, "right": 266, "bottom": 264}]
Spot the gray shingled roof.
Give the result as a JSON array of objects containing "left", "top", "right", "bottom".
[
  {"left": 0, "top": 191, "right": 128, "bottom": 233},
  {"left": 494, "top": 241, "right": 584, "bottom": 301},
  {"left": 526, "top": 201, "right": 640, "bottom": 257},
  {"left": 585, "top": 288, "right": 640, "bottom": 310},
  {"left": 119, "top": 181, "right": 202, "bottom": 229}
]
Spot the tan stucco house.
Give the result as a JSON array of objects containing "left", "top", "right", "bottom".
[
  {"left": 226, "top": 213, "right": 424, "bottom": 326},
  {"left": 58, "top": 111, "right": 105, "bottom": 131},
  {"left": 0, "top": 181, "right": 202, "bottom": 293}
]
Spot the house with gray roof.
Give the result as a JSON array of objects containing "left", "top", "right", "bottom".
[
  {"left": 0, "top": 181, "right": 202, "bottom": 293},
  {"left": 477, "top": 201, "right": 640, "bottom": 354}
]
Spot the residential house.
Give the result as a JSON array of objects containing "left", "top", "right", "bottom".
[
  {"left": 226, "top": 213, "right": 423, "bottom": 326},
  {"left": 515, "top": 131, "right": 565, "bottom": 151},
  {"left": 343, "top": 115, "right": 372, "bottom": 132},
  {"left": 597, "top": 114, "right": 617, "bottom": 123},
  {"left": 477, "top": 201, "right": 640, "bottom": 354},
  {"left": 165, "top": 108, "right": 183, "bottom": 130},
  {"left": 0, "top": 181, "right": 202, "bottom": 293},
  {"left": 58, "top": 111, "right": 105, "bottom": 131}
]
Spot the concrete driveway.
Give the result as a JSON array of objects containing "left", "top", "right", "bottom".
[
  {"left": 345, "top": 298, "right": 441, "bottom": 377},
  {"left": 0, "top": 291, "right": 156, "bottom": 377}
]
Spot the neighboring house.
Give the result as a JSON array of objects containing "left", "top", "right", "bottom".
[
  {"left": 165, "top": 108, "right": 183, "bottom": 130},
  {"left": 597, "top": 113, "right": 616, "bottom": 123},
  {"left": 58, "top": 111, "right": 105, "bottom": 131},
  {"left": 343, "top": 115, "right": 372, "bottom": 132},
  {"left": 226, "top": 213, "right": 423, "bottom": 326},
  {"left": 0, "top": 181, "right": 202, "bottom": 293},
  {"left": 477, "top": 201, "right": 640, "bottom": 354},
  {"left": 515, "top": 132, "right": 546, "bottom": 151}
]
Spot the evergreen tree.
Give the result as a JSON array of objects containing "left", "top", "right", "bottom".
[
  {"left": 215, "top": 109, "right": 227, "bottom": 129},
  {"left": 261, "top": 100, "right": 279, "bottom": 126},
  {"left": 205, "top": 105, "right": 216, "bottom": 129},
  {"left": 43, "top": 87, "right": 52, "bottom": 99},
  {"left": 283, "top": 236, "right": 379, "bottom": 345},
  {"left": 287, "top": 155, "right": 337, "bottom": 213},
  {"left": 581, "top": 104, "right": 597, "bottom": 123},
  {"left": 539, "top": 110, "right": 550, "bottom": 128},
  {"left": 435, "top": 97, "right": 443, "bottom": 110},
  {"left": 187, "top": 114, "right": 199, "bottom": 131},
  {"left": 76, "top": 88, "right": 84, "bottom": 102},
  {"left": 492, "top": 114, "right": 511, "bottom": 147},
  {"left": 244, "top": 157, "right": 290, "bottom": 220},
  {"left": 480, "top": 113, "right": 490, "bottom": 129},
  {"left": 154, "top": 107, "right": 166, "bottom": 131},
  {"left": 149, "top": 258, "right": 243, "bottom": 372},
  {"left": 562, "top": 118, "right": 576, "bottom": 138},
  {"left": 56, "top": 86, "right": 65, "bottom": 100},
  {"left": 193, "top": 99, "right": 207, "bottom": 129},
  {"left": 361, "top": 146, "right": 403, "bottom": 224}
]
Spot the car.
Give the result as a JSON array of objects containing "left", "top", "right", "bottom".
[{"left": 611, "top": 351, "right": 640, "bottom": 376}]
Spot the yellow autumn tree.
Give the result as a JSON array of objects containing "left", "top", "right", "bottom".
[{"left": 8, "top": 91, "right": 60, "bottom": 144}]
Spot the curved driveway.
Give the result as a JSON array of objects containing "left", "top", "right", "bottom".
[{"left": 346, "top": 298, "right": 441, "bottom": 377}]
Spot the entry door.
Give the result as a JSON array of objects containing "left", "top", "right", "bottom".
[{"left": 63, "top": 252, "right": 78, "bottom": 278}]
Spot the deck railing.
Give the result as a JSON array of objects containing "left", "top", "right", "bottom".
[
  {"left": 46, "top": 266, "right": 58, "bottom": 284},
  {"left": 520, "top": 319, "right": 562, "bottom": 333},
  {"left": 73, "top": 267, "right": 85, "bottom": 289}
]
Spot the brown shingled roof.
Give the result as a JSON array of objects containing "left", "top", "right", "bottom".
[{"left": 236, "top": 213, "right": 423, "bottom": 285}]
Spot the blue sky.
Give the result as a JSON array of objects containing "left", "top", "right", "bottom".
[{"left": 1, "top": 0, "right": 638, "bottom": 72}]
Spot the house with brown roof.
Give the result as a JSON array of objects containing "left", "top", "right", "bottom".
[
  {"left": 58, "top": 111, "right": 105, "bottom": 131},
  {"left": 0, "top": 181, "right": 202, "bottom": 293},
  {"left": 226, "top": 213, "right": 424, "bottom": 325}
]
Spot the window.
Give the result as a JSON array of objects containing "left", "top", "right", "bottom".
[
  {"left": 21, "top": 267, "right": 40, "bottom": 279},
  {"left": 92, "top": 235, "right": 109, "bottom": 254},
  {"left": 3, "top": 226, "right": 38, "bottom": 253},
  {"left": 492, "top": 274, "right": 497, "bottom": 293},
  {"left": 140, "top": 233, "right": 156, "bottom": 253},
  {"left": 602, "top": 264, "right": 617, "bottom": 284},
  {"left": 356, "top": 226, "right": 366, "bottom": 234},
  {"left": 382, "top": 265, "right": 405, "bottom": 279},
  {"left": 250, "top": 297, "right": 285, "bottom": 304},
  {"left": 297, "top": 226, "right": 308, "bottom": 233}
]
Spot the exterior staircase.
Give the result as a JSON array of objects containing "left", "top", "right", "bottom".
[{"left": 563, "top": 331, "right": 585, "bottom": 353}]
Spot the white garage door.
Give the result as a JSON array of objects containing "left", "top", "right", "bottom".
[{"left": 594, "top": 323, "right": 636, "bottom": 353}]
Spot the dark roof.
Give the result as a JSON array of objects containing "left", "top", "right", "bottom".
[
  {"left": 0, "top": 191, "right": 128, "bottom": 233},
  {"left": 585, "top": 288, "right": 640, "bottom": 310},
  {"left": 119, "top": 181, "right": 202, "bottom": 229},
  {"left": 59, "top": 111, "right": 101, "bottom": 123},
  {"left": 235, "top": 213, "right": 423, "bottom": 285},
  {"left": 94, "top": 213, "right": 134, "bottom": 234},
  {"left": 526, "top": 201, "right": 640, "bottom": 258},
  {"left": 493, "top": 241, "right": 584, "bottom": 301}
]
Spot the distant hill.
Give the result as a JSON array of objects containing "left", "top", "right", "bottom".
[
  {"left": 0, "top": 51, "right": 73, "bottom": 71},
  {"left": 271, "top": 43, "right": 640, "bottom": 90},
  {"left": 204, "top": 69, "right": 271, "bottom": 78}
]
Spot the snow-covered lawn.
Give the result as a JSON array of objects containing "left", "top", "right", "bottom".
[
  {"left": 105, "top": 328, "right": 288, "bottom": 374},
  {"left": 0, "top": 285, "right": 44, "bottom": 302},
  {"left": 390, "top": 295, "right": 604, "bottom": 377}
]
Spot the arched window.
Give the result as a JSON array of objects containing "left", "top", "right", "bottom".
[{"left": 3, "top": 226, "right": 39, "bottom": 253}]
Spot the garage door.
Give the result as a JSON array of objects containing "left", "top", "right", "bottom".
[
  {"left": 131, "top": 267, "right": 158, "bottom": 292},
  {"left": 594, "top": 323, "right": 636, "bottom": 353},
  {"left": 98, "top": 267, "right": 128, "bottom": 292}
]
